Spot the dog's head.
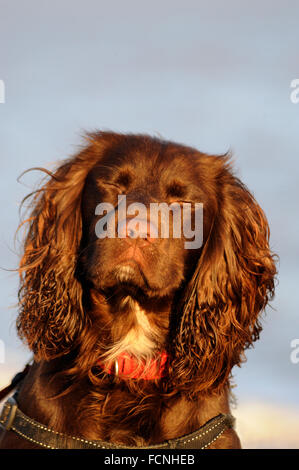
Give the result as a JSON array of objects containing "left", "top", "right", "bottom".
[
  {"left": 79, "top": 135, "right": 212, "bottom": 299},
  {"left": 17, "top": 132, "right": 276, "bottom": 393}
]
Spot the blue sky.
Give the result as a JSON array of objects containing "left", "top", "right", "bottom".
[{"left": 0, "top": 0, "right": 298, "bottom": 447}]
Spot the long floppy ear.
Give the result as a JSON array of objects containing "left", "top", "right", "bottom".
[
  {"left": 172, "top": 154, "right": 277, "bottom": 396},
  {"left": 16, "top": 132, "right": 118, "bottom": 360}
]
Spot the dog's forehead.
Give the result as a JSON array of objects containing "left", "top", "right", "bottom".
[{"left": 89, "top": 146, "right": 199, "bottom": 184}]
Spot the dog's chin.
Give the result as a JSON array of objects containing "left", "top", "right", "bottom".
[
  {"left": 95, "top": 262, "right": 173, "bottom": 300},
  {"left": 94, "top": 263, "right": 150, "bottom": 298},
  {"left": 90, "top": 257, "right": 186, "bottom": 300},
  {"left": 113, "top": 264, "right": 143, "bottom": 283}
]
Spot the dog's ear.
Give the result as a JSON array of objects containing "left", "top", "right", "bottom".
[
  {"left": 171, "top": 154, "right": 277, "bottom": 395},
  {"left": 16, "top": 132, "right": 120, "bottom": 360}
]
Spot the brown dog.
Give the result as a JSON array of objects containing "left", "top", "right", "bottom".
[{"left": 0, "top": 132, "right": 276, "bottom": 448}]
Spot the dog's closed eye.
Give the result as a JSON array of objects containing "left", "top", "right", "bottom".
[{"left": 165, "top": 181, "right": 187, "bottom": 199}]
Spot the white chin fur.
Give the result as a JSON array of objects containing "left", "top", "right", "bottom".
[
  {"left": 101, "top": 300, "right": 159, "bottom": 364},
  {"left": 114, "top": 265, "right": 137, "bottom": 282}
]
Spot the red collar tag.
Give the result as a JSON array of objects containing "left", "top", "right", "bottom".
[{"left": 98, "top": 351, "right": 169, "bottom": 380}]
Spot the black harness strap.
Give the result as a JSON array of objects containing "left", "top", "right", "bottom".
[{"left": 0, "top": 397, "right": 235, "bottom": 449}]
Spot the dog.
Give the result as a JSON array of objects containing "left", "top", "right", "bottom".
[{"left": 0, "top": 131, "right": 276, "bottom": 448}]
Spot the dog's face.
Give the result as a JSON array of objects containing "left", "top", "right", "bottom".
[
  {"left": 80, "top": 139, "right": 213, "bottom": 300},
  {"left": 17, "top": 132, "right": 275, "bottom": 393}
]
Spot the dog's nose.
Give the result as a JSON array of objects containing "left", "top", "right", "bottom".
[{"left": 117, "top": 217, "right": 158, "bottom": 241}]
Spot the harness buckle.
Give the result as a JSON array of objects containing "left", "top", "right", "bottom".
[{"left": 0, "top": 397, "right": 18, "bottom": 431}]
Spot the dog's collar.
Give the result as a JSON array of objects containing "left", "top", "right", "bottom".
[
  {"left": 0, "top": 397, "right": 235, "bottom": 449},
  {"left": 97, "top": 351, "right": 169, "bottom": 380}
]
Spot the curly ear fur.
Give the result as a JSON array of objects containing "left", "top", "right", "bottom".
[
  {"left": 172, "top": 155, "right": 277, "bottom": 396},
  {"left": 16, "top": 132, "right": 121, "bottom": 360}
]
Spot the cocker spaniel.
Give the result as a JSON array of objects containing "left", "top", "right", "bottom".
[{"left": 0, "top": 131, "right": 276, "bottom": 449}]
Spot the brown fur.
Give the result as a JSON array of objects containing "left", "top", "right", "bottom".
[{"left": 0, "top": 131, "right": 277, "bottom": 448}]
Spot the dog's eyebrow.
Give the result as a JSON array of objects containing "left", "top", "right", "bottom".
[{"left": 97, "top": 181, "right": 122, "bottom": 190}]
